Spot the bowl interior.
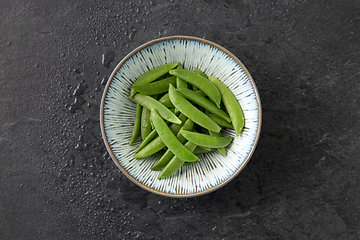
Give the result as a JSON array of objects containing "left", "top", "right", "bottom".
[{"left": 100, "top": 36, "right": 261, "bottom": 197}]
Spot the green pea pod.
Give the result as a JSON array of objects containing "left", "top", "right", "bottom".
[
  {"left": 180, "top": 130, "right": 233, "bottom": 148},
  {"left": 141, "top": 107, "right": 152, "bottom": 140},
  {"left": 133, "top": 76, "right": 176, "bottom": 95},
  {"left": 130, "top": 62, "right": 180, "bottom": 97},
  {"left": 134, "top": 114, "right": 187, "bottom": 158},
  {"left": 133, "top": 93, "right": 182, "bottom": 124},
  {"left": 192, "top": 146, "right": 211, "bottom": 154},
  {"left": 207, "top": 113, "right": 233, "bottom": 128},
  {"left": 135, "top": 129, "right": 157, "bottom": 153},
  {"left": 134, "top": 135, "right": 165, "bottom": 159},
  {"left": 151, "top": 109, "right": 199, "bottom": 162},
  {"left": 158, "top": 93, "right": 174, "bottom": 108},
  {"left": 193, "top": 68, "right": 208, "bottom": 78},
  {"left": 129, "top": 103, "right": 142, "bottom": 145},
  {"left": 208, "top": 76, "right": 244, "bottom": 136},
  {"left": 157, "top": 141, "right": 198, "bottom": 179},
  {"left": 175, "top": 65, "right": 188, "bottom": 89},
  {"left": 151, "top": 118, "right": 194, "bottom": 171},
  {"left": 208, "top": 130, "right": 227, "bottom": 156},
  {"left": 168, "top": 84, "right": 221, "bottom": 133},
  {"left": 169, "top": 69, "right": 221, "bottom": 108},
  {"left": 178, "top": 87, "right": 231, "bottom": 123}
]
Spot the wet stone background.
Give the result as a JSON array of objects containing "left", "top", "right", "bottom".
[{"left": 1, "top": 0, "right": 360, "bottom": 239}]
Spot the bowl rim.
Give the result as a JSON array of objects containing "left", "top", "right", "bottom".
[{"left": 100, "top": 35, "right": 262, "bottom": 198}]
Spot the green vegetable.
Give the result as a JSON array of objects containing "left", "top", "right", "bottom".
[
  {"left": 192, "top": 146, "right": 211, "bottom": 154},
  {"left": 177, "top": 87, "right": 231, "bottom": 123},
  {"left": 130, "top": 62, "right": 179, "bottom": 97},
  {"left": 206, "top": 112, "right": 233, "bottom": 128},
  {"left": 151, "top": 118, "right": 194, "bottom": 171},
  {"left": 133, "top": 76, "right": 176, "bottom": 95},
  {"left": 158, "top": 141, "right": 198, "bottom": 179},
  {"left": 209, "top": 130, "right": 227, "bottom": 156},
  {"left": 140, "top": 107, "right": 152, "bottom": 140},
  {"left": 193, "top": 68, "right": 208, "bottom": 78},
  {"left": 158, "top": 93, "right": 174, "bottom": 108},
  {"left": 151, "top": 109, "right": 199, "bottom": 162},
  {"left": 175, "top": 65, "right": 188, "bottom": 89},
  {"left": 169, "top": 68, "right": 222, "bottom": 108},
  {"left": 180, "top": 130, "right": 233, "bottom": 148},
  {"left": 168, "top": 84, "right": 221, "bottom": 133},
  {"left": 133, "top": 93, "right": 182, "bottom": 125},
  {"left": 129, "top": 103, "right": 142, "bottom": 145},
  {"left": 135, "top": 129, "right": 157, "bottom": 153},
  {"left": 134, "top": 114, "right": 187, "bottom": 158},
  {"left": 208, "top": 76, "right": 244, "bottom": 136},
  {"left": 134, "top": 135, "right": 165, "bottom": 159}
]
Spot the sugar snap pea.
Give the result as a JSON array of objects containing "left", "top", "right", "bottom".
[
  {"left": 133, "top": 93, "right": 182, "bottom": 124},
  {"left": 151, "top": 118, "right": 194, "bottom": 171},
  {"left": 180, "top": 130, "right": 233, "bottom": 148},
  {"left": 208, "top": 76, "right": 244, "bottom": 136},
  {"left": 168, "top": 84, "right": 221, "bottom": 133},
  {"left": 193, "top": 68, "right": 208, "bottom": 78},
  {"left": 134, "top": 114, "right": 187, "bottom": 158},
  {"left": 151, "top": 109, "right": 199, "bottom": 162},
  {"left": 157, "top": 141, "right": 198, "bottom": 179},
  {"left": 133, "top": 76, "right": 176, "bottom": 95},
  {"left": 140, "top": 107, "right": 152, "bottom": 140},
  {"left": 169, "top": 69, "right": 222, "bottom": 108},
  {"left": 178, "top": 87, "right": 231, "bottom": 123},
  {"left": 134, "top": 135, "right": 165, "bottom": 159},
  {"left": 130, "top": 62, "right": 179, "bottom": 97},
  {"left": 175, "top": 65, "right": 188, "bottom": 89},
  {"left": 135, "top": 129, "right": 157, "bottom": 153},
  {"left": 193, "top": 146, "right": 211, "bottom": 154},
  {"left": 158, "top": 93, "right": 174, "bottom": 108},
  {"left": 209, "top": 130, "right": 227, "bottom": 156},
  {"left": 129, "top": 103, "right": 142, "bottom": 145},
  {"left": 207, "top": 112, "right": 233, "bottom": 128}
]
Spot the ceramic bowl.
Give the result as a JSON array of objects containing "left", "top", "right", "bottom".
[{"left": 100, "top": 36, "right": 261, "bottom": 197}]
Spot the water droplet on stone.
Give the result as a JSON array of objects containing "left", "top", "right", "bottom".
[{"left": 102, "top": 51, "right": 115, "bottom": 68}]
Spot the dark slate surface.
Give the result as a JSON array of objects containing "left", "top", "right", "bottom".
[{"left": 1, "top": 0, "right": 360, "bottom": 239}]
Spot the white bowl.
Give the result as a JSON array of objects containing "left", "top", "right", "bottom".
[{"left": 100, "top": 36, "right": 261, "bottom": 197}]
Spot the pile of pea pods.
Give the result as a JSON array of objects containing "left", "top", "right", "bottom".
[{"left": 128, "top": 62, "right": 244, "bottom": 179}]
